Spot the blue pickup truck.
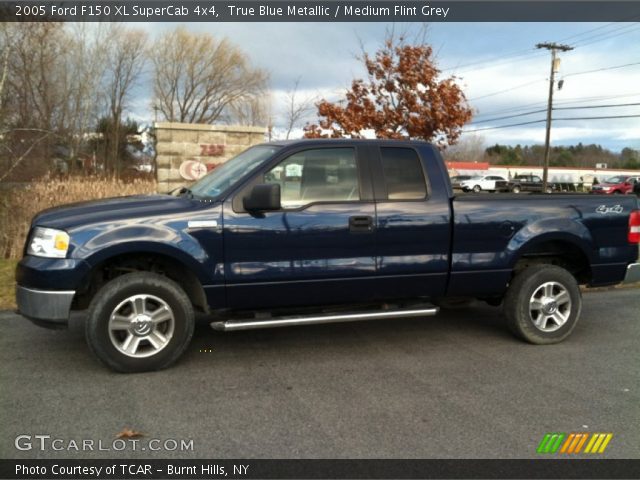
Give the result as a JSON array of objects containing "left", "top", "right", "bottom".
[{"left": 16, "top": 140, "right": 640, "bottom": 372}]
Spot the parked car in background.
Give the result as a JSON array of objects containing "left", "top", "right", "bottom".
[
  {"left": 590, "top": 175, "right": 640, "bottom": 195},
  {"left": 450, "top": 175, "right": 473, "bottom": 190},
  {"left": 459, "top": 175, "right": 508, "bottom": 193},
  {"left": 508, "top": 174, "right": 554, "bottom": 193}
]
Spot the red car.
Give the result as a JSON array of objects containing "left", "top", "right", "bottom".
[{"left": 590, "top": 175, "right": 640, "bottom": 195}]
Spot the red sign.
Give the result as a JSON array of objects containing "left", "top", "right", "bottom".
[{"left": 200, "top": 144, "right": 225, "bottom": 156}]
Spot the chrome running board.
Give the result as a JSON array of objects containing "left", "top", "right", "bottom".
[{"left": 210, "top": 305, "right": 439, "bottom": 332}]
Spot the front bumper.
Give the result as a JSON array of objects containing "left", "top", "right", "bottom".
[
  {"left": 16, "top": 285, "right": 75, "bottom": 328},
  {"left": 624, "top": 263, "right": 640, "bottom": 284}
]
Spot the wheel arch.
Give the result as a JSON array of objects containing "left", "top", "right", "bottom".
[
  {"left": 73, "top": 248, "right": 210, "bottom": 313},
  {"left": 508, "top": 229, "right": 594, "bottom": 284}
]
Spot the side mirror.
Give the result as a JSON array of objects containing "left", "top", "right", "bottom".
[{"left": 243, "top": 184, "right": 281, "bottom": 212}]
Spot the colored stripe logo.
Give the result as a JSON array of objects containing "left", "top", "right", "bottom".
[{"left": 537, "top": 433, "right": 613, "bottom": 454}]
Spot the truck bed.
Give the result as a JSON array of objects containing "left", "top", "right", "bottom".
[{"left": 448, "top": 193, "right": 639, "bottom": 296}]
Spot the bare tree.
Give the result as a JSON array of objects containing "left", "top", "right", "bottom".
[
  {"left": 0, "top": 34, "right": 9, "bottom": 110},
  {"left": 0, "top": 23, "right": 145, "bottom": 180},
  {"left": 0, "top": 24, "right": 13, "bottom": 131},
  {"left": 228, "top": 93, "right": 271, "bottom": 127},
  {"left": 62, "top": 23, "right": 110, "bottom": 162},
  {"left": 4, "top": 23, "right": 67, "bottom": 132},
  {"left": 442, "top": 135, "right": 486, "bottom": 163},
  {"left": 0, "top": 23, "right": 69, "bottom": 178},
  {"left": 151, "top": 26, "right": 268, "bottom": 125},
  {"left": 283, "top": 77, "right": 315, "bottom": 140},
  {"left": 102, "top": 25, "right": 147, "bottom": 174}
]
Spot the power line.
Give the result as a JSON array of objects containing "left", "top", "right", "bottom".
[
  {"left": 555, "top": 114, "right": 640, "bottom": 121},
  {"left": 556, "top": 15, "right": 640, "bottom": 45},
  {"left": 469, "top": 61, "right": 640, "bottom": 105},
  {"left": 474, "top": 92, "right": 640, "bottom": 119},
  {"left": 469, "top": 108, "right": 547, "bottom": 124},
  {"left": 470, "top": 101, "right": 640, "bottom": 125},
  {"left": 463, "top": 119, "right": 546, "bottom": 133},
  {"left": 443, "top": 20, "right": 640, "bottom": 77},
  {"left": 557, "top": 21, "right": 626, "bottom": 43},
  {"left": 467, "top": 79, "right": 545, "bottom": 102},
  {"left": 463, "top": 112, "right": 640, "bottom": 133},
  {"left": 441, "top": 48, "right": 538, "bottom": 72},
  {"left": 555, "top": 92, "right": 640, "bottom": 106},
  {"left": 553, "top": 102, "right": 640, "bottom": 110},
  {"left": 443, "top": 50, "right": 548, "bottom": 76},
  {"left": 564, "top": 60, "right": 640, "bottom": 77},
  {"left": 473, "top": 101, "right": 548, "bottom": 119},
  {"left": 569, "top": 23, "right": 640, "bottom": 49}
]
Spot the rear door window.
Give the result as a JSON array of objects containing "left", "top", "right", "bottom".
[{"left": 380, "top": 148, "right": 427, "bottom": 200}]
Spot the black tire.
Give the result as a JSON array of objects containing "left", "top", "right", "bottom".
[
  {"left": 503, "top": 265, "right": 582, "bottom": 344},
  {"left": 85, "top": 272, "right": 195, "bottom": 373},
  {"left": 512, "top": 185, "right": 521, "bottom": 193},
  {"left": 473, "top": 185, "right": 482, "bottom": 193},
  {"left": 545, "top": 187, "right": 553, "bottom": 194}
]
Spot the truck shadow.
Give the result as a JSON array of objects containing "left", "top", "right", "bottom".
[
  {"left": 57, "top": 303, "right": 513, "bottom": 373},
  {"left": 184, "top": 302, "right": 513, "bottom": 364}
]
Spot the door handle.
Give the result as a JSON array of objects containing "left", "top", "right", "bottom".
[{"left": 349, "top": 215, "right": 374, "bottom": 233}]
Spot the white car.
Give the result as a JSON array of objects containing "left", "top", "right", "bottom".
[{"left": 460, "top": 175, "right": 508, "bottom": 193}]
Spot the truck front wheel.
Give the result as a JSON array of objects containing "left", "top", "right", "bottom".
[
  {"left": 503, "top": 265, "right": 582, "bottom": 344},
  {"left": 85, "top": 272, "right": 195, "bottom": 373}
]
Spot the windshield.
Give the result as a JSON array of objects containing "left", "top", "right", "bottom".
[
  {"left": 605, "top": 176, "right": 626, "bottom": 184},
  {"left": 189, "top": 145, "right": 281, "bottom": 199}
]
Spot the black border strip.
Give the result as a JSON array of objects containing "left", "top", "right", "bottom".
[
  {"left": 1, "top": 1, "right": 640, "bottom": 22},
  {"left": 2, "top": 459, "right": 640, "bottom": 479}
]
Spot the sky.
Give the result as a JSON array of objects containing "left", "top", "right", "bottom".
[{"left": 130, "top": 21, "right": 640, "bottom": 152}]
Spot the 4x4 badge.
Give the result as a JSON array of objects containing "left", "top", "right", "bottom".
[{"left": 596, "top": 205, "right": 623, "bottom": 214}]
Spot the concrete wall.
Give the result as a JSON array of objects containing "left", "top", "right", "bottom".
[{"left": 154, "top": 122, "right": 266, "bottom": 193}]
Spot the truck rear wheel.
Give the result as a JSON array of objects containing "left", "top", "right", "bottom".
[
  {"left": 85, "top": 272, "right": 195, "bottom": 373},
  {"left": 503, "top": 265, "right": 581, "bottom": 344}
]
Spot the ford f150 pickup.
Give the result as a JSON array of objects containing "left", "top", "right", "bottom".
[{"left": 15, "top": 140, "right": 640, "bottom": 372}]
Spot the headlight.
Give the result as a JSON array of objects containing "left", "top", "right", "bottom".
[{"left": 27, "top": 227, "right": 70, "bottom": 258}]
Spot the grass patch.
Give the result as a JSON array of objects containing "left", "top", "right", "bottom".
[
  {"left": 1, "top": 176, "right": 157, "bottom": 259},
  {"left": 0, "top": 259, "right": 18, "bottom": 310}
]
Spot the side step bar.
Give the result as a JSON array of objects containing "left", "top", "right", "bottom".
[{"left": 210, "top": 305, "right": 439, "bottom": 332}]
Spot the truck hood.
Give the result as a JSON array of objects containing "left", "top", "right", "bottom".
[{"left": 32, "top": 194, "right": 201, "bottom": 230}]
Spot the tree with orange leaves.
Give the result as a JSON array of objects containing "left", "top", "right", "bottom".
[{"left": 305, "top": 36, "right": 472, "bottom": 148}]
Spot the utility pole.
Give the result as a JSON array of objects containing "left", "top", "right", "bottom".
[{"left": 536, "top": 42, "right": 573, "bottom": 192}]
